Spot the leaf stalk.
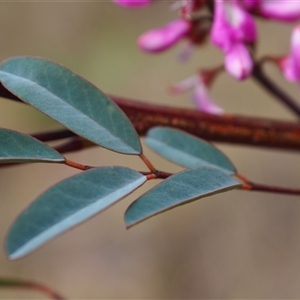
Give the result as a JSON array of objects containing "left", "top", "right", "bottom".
[
  {"left": 0, "top": 278, "right": 66, "bottom": 300},
  {"left": 64, "top": 159, "right": 92, "bottom": 171}
]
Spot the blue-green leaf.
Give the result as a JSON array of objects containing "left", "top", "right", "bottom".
[
  {"left": 125, "top": 167, "right": 240, "bottom": 227},
  {"left": 6, "top": 166, "right": 146, "bottom": 259},
  {"left": 0, "top": 128, "right": 65, "bottom": 163},
  {"left": 0, "top": 57, "right": 141, "bottom": 155},
  {"left": 145, "top": 127, "right": 236, "bottom": 175}
]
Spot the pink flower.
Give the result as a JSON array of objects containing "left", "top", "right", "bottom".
[
  {"left": 241, "top": 0, "right": 260, "bottom": 10},
  {"left": 211, "top": 0, "right": 257, "bottom": 52},
  {"left": 256, "top": 0, "right": 300, "bottom": 22},
  {"left": 192, "top": 84, "right": 224, "bottom": 115},
  {"left": 138, "top": 18, "right": 191, "bottom": 53},
  {"left": 279, "top": 25, "right": 300, "bottom": 82},
  {"left": 170, "top": 74, "right": 224, "bottom": 115},
  {"left": 113, "top": 0, "right": 151, "bottom": 8},
  {"left": 224, "top": 43, "right": 253, "bottom": 80},
  {"left": 210, "top": 0, "right": 255, "bottom": 80}
]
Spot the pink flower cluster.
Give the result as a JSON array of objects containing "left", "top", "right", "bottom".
[{"left": 113, "top": 0, "right": 300, "bottom": 114}]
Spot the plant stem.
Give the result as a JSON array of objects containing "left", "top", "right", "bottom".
[
  {"left": 237, "top": 173, "right": 300, "bottom": 196},
  {"left": 140, "top": 153, "right": 157, "bottom": 173},
  {"left": 241, "top": 181, "right": 300, "bottom": 196},
  {"left": 32, "top": 129, "right": 76, "bottom": 142},
  {"left": 112, "top": 96, "right": 300, "bottom": 151},
  {"left": 252, "top": 64, "right": 300, "bottom": 118},
  {"left": 0, "top": 277, "right": 66, "bottom": 300},
  {"left": 146, "top": 173, "right": 157, "bottom": 180},
  {"left": 141, "top": 170, "right": 173, "bottom": 179},
  {"left": 64, "top": 159, "right": 92, "bottom": 171},
  {"left": 2, "top": 83, "right": 300, "bottom": 151},
  {"left": 54, "top": 138, "right": 94, "bottom": 154}
]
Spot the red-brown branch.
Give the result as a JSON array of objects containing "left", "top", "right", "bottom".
[
  {"left": 2, "top": 83, "right": 300, "bottom": 151},
  {"left": 112, "top": 96, "right": 300, "bottom": 151}
]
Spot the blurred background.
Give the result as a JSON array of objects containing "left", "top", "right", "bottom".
[{"left": 1, "top": 1, "right": 300, "bottom": 298}]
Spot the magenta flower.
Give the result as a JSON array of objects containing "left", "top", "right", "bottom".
[
  {"left": 241, "top": 0, "right": 260, "bottom": 10},
  {"left": 192, "top": 84, "right": 224, "bottom": 115},
  {"left": 211, "top": 0, "right": 257, "bottom": 52},
  {"left": 224, "top": 42, "right": 253, "bottom": 80},
  {"left": 113, "top": 0, "right": 152, "bottom": 8},
  {"left": 138, "top": 18, "right": 191, "bottom": 53},
  {"left": 210, "top": 0, "right": 256, "bottom": 80},
  {"left": 279, "top": 25, "right": 300, "bottom": 82},
  {"left": 251, "top": 0, "right": 300, "bottom": 22},
  {"left": 170, "top": 74, "right": 224, "bottom": 115}
]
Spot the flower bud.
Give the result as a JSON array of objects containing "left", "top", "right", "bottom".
[
  {"left": 192, "top": 85, "right": 224, "bottom": 115},
  {"left": 170, "top": 74, "right": 224, "bottom": 115},
  {"left": 279, "top": 25, "right": 300, "bottom": 82},
  {"left": 138, "top": 18, "right": 191, "bottom": 53},
  {"left": 257, "top": 0, "right": 300, "bottom": 22}
]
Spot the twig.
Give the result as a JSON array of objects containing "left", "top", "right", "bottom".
[
  {"left": 0, "top": 277, "right": 66, "bottom": 300},
  {"left": 32, "top": 129, "right": 76, "bottom": 142},
  {"left": 112, "top": 96, "right": 300, "bottom": 151},
  {"left": 241, "top": 181, "right": 300, "bottom": 196},
  {"left": 237, "top": 173, "right": 300, "bottom": 196},
  {"left": 252, "top": 63, "right": 300, "bottom": 118},
  {"left": 54, "top": 137, "right": 94, "bottom": 153},
  {"left": 64, "top": 159, "right": 93, "bottom": 171},
  {"left": 2, "top": 83, "right": 300, "bottom": 151},
  {"left": 140, "top": 153, "right": 157, "bottom": 173}
]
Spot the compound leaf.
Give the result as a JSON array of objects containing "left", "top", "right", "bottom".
[
  {"left": 125, "top": 167, "right": 240, "bottom": 227},
  {"left": 6, "top": 166, "right": 146, "bottom": 259},
  {"left": 0, "top": 128, "right": 65, "bottom": 163},
  {"left": 146, "top": 127, "right": 236, "bottom": 175},
  {"left": 0, "top": 57, "right": 141, "bottom": 155}
]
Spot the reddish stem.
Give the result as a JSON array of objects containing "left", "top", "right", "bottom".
[
  {"left": 32, "top": 129, "right": 76, "bottom": 142},
  {"left": 55, "top": 138, "right": 94, "bottom": 154},
  {"left": 146, "top": 173, "right": 157, "bottom": 180},
  {"left": 237, "top": 173, "right": 300, "bottom": 196},
  {"left": 252, "top": 63, "right": 300, "bottom": 118},
  {"left": 140, "top": 153, "right": 157, "bottom": 173},
  {"left": 0, "top": 278, "right": 66, "bottom": 300},
  {"left": 64, "top": 159, "right": 92, "bottom": 171},
  {"left": 112, "top": 96, "right": 300, "bottom": 151},
  {"left": 2, "top": 84, "right": 300, "bottom": 151},
  {"left": 240, "top": 181, "right": 300, "bottom": 196}
]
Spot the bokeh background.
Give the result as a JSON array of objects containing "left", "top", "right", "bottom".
[{"left": 1, "top": 1, "right": 300, "bottom": 299}]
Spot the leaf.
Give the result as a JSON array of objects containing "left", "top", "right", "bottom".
[
  {"left": 6, "top": 166, "right": 146, "bottom": 259},
  {"left": 145, "top": 127, "right": 236, "bottom": 175},
  {"left": 0, "top": 128, "right": 65, "bottom": 163},
  {"left": 125, "top": 167, "right": 240, "bottom": 227},
  {"left": 0, "top": 57, "right": 141, "bottom": 155}
]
